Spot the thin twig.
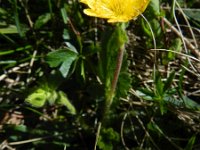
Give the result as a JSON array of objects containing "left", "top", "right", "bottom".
[
  {"left": 19, "top": 0, "right": 34, "bottom": 32},
  {"left": 120, "top": 97, "right": 153, "bottom": 107},
  {"left": 27, "top": 50, "right": 37, "bottom": 83},
  {"left": 162, "top": 7, "right": 200, "bottom": 12},
  {"left": 140, "top": 13, "right": 157, "bottom": 65},
  {"left": 150, "top": 119, "right": 183, "bottom": 150},
  {"left": 0, "top": 140, "right": 16, "bottom": 150},
  {"left": 162, "top": 17, "right": 200, "bottom": 59},
  {"left": 94, "top": 122, "right": 101, "bottom": 150},
  {"left": 135, "top": 115, "right": 160, "bottom": 150},
  {"left": 120, "top": 113, "right": 129, "bottom": 150},
  {"left": 150, "top": 49, "right": 200, "bottom": 63},
  {"left": 9, "top": 136, "right": 52, "bottom": 146},
  {"left": 128, "top": 115, "right": 140, "bottom": 146},
  {"left": 150, "top": 48, "right": 200, "bottom": 77},
  {"left": 175, "top": 1, "right": 198, "bottom": 48},
  {"left": 0, "top": 63, "right": 29, "bottom": 81},
  {"left": 172, "top": 0, "right": 198, "bottom": 76}
]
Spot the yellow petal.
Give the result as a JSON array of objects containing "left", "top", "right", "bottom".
[{"left": 80, "top": 0, "right": 150, "bottom": 23}]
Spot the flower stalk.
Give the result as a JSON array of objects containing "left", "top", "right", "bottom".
[{"left": 105, "top": 44, "right": 125, "bottom": 110}]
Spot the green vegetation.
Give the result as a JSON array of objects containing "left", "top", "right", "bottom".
[{"left": 0, "top": 0, "right": 200, "bottom": 149}]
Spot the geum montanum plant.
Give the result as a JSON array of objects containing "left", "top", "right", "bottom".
[
  {"left": 80, "top": 0, "right": 150, "bottom": 148},
  {"left": 80, "top": 0, "right": 150, "bottom": 116}
]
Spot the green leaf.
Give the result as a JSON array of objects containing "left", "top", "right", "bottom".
[
  {"left": 184, "top": 9, "right": 200, "bottom": 23},
  {"left": 25, "top": 88, "right": 48, "bottom": 107},
  {"left": 154, "top": 71, "right": 164, "bottom": 98},
  {"left": 61, "top": 7, "right": 68, "bottom": 24},
  {"left": 65, "top": 42, "right": 78, "bottom": 53},
  {"left": 98, "top": 128, "right": 120, "bottom": 150},
  {"left": 59, "top": 53, "right": 78, "bottom": 78},
  {"left": 148, "top": 0, "right": 161, "bottom": 16},
  {"left": 162, "top": 38, "right": 182, "bottom": 64},
  {"left": 178, "top": 65, "right": 187, "bottom": 94},
  {"left": 136, "top": 89, "right": 154, "bottom": 101},
  {"left": 168, "top": 38, "right": 182, "bottom": 60},
  {"left": 0, "top": 45, "right": 32, "bottom": 56},
  {"left": 12, "top": 125, "right": 27, "bottom": 133},
  {"left": 34, "top": 13, "right": 52, "bottom": 29},
  {"left": 45, "top": 49, "right": 70, "bottom": 67},
  {"left": 147, "top": 122, "right": 163, "bottom": 135},
  {"left": 182, "top": 96, "right": 200, "bottom": 110},
  {"left": 13, "top": 0, "right": 24, "bottom": 37},
  {"left": 47, "top": 90, "right": 58, "bottom": 105},
  {"left": 163, "top": 71, "right": 176, "bottom": 93},
  {"left": 57, "top": 91, "right": 76, "bottom": 115},
  {"left": 0, "top": 25, "right": 18, "bottom": 34},
  {"left": 163, "top": 96, "right": 183, "bottom": 107},
  {"left": 116, "top": 72, "right": 132, "bottom": 97},
  {"left": 63, "top": 29, "right": 70, "bottom": 40},
  {"left": 45, "top": 48, "right": 78, "bottom": 77},
  {"left": 0, "top": 60, "right": 16, "bottom": 65},
  {"left": 185, "top": 135, "right": 196, "bottom": 150},
  {"left": 0, "top": 7, "right": 7, "bottom": 15},
  {"left": 147, "top": 122, "right": 158, "bottom": 132}
]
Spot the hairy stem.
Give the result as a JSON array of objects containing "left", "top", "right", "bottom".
[{"left": 105, "top": 44, "right": 125, "bottom": 115}]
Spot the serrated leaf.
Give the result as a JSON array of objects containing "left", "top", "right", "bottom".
[
  {"left": 98, "top": 128, "right": 119, "bottom": 150},
  {"left": 25, "top": 88, "right": 48, "bottom": 107},
  {"left": 59, "top": 52, "right": 78, "bottom": 78},
  {"left": 45, "top": 49, "right": 78, "bottom": 77},
  {"left": 117, "top": 72, "right": 132, "bottom": 97},
  {"left": 45, "top": 49, "right": 71, "bottom": 67},
  {"left": 57, "top": 91, "right": 76, "bottom": 115}
]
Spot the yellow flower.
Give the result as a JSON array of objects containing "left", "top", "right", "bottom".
[{"left": 80, "top": 0, "right": 150, "bottom": 23}]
